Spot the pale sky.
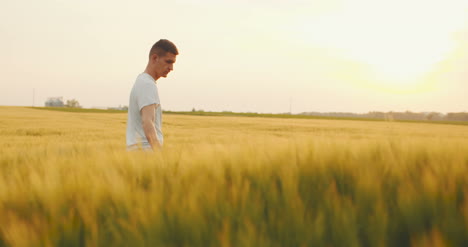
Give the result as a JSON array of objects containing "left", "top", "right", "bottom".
[{"left": 1, "top": 0, "right": 467, "bottom": 113}]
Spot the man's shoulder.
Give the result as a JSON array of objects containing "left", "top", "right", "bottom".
[
  {"left": 134, "top": 74, "right": 157, "bottom": 90},
  {"left": 136, "top": 73, "right": 155, "bottom": 84}
]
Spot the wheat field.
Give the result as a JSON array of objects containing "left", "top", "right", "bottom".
[{"left": 0, "top": 106, "right": 468, "bottom": 247}]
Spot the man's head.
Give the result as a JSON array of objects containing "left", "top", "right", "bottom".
[{"left": 148, "top": 39, "right": 178, "bottom": 79}]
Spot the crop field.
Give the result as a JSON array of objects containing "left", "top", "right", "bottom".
[{"left": 1, "top": 106, "right": 468, "bottom": 247}]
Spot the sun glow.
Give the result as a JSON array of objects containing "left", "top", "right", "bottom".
[{"left": 290, "top": 0, "right": 466, "bottom": 93}]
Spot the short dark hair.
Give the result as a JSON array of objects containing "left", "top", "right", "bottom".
[{"left": 149, "top": 39, "right": 179, "bottom": 58}]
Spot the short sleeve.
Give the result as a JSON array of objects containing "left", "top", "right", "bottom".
[{"left": 136, "top": 82, "right": 160, "bottom": 111}]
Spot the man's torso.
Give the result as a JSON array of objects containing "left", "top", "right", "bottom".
[{"left": 126, "top": 73, "right": 163, "bottom": 148}]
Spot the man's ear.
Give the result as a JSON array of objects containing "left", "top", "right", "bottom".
[{"left": 151, "top": 53, "right": 158, "bottom": 63}]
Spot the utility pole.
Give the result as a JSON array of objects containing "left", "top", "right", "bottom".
[
  {"left": 289, "top": 97, "right": 292, "bottom": 115},
  {"left": 33, "top": 88, "right": 35, "bottom": 107}
]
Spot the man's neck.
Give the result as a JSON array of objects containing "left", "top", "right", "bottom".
[{"left": 144, "top": 68, "right": 159, "bottom": 82}]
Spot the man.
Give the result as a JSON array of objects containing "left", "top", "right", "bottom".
[{"left": 126, "top": 39, "right": 178, "bottom": 150}]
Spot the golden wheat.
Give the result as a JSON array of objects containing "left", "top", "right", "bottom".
[{"left": 0, "top": 106, "right": 467, "bottom": 247}]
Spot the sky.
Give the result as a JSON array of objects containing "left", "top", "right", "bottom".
[{"left": 0, "top": 0, "right": 467, "bottom": 114}]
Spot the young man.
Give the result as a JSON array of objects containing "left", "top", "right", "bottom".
[{"left": 126, "top": 39, "right": 178, "bottom": 150}]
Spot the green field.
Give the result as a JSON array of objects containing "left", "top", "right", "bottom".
[
  {"left": 1, "top": 106, "right": 468, "bottom": 246},
  {"left": 29, "top": 106, "right": 468, "bottom": 126}
]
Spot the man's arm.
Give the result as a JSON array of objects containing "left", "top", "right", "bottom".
[{"left": 141, "top": 104, "right": 161, "bottom": 149}]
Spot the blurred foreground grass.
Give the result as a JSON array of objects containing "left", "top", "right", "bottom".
[{"left": 1, "top": 106, "right": 468, "bottom": 247}]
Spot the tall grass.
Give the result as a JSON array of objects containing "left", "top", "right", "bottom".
[{"left": 0, "top": 106, "right": 468, "bottom": 246}]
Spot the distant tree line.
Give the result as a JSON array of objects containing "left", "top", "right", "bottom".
[
  {"left": 45, "top": 97, "right": 128, "bottom": 110},
  {"left": 107, "top": 105, "right": 128, "bottom": 111},
  {"left": 45, "top": 97, "right": 81, "bottom": 108},
  {"left": 300, "top": 111, "right": 468, "bottom": 122},
  {"left": 65, "top": 99, "right": 81, "bottom": 108}
]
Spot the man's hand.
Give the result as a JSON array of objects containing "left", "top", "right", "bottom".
[{"left": 141, "top": 104, "right": 161, "bottom": 150}]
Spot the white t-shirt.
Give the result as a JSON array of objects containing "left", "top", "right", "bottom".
[{"left": 126, "top": 73, "right": 163, "bottom": 148}]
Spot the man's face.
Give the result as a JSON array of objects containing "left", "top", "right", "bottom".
[{"left": 154, "top": 52, "right": 177, "bottom": 78}]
